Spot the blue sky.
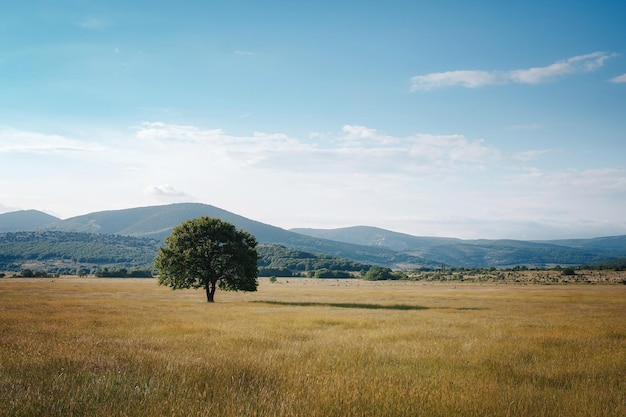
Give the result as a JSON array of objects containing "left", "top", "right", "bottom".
[{"left": 1, "top": 1, "right": 625, "bottom": 239}]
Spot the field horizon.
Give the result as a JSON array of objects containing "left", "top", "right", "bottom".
[{"left": 1, "top": 277, "right": 624, "bottom": 416}]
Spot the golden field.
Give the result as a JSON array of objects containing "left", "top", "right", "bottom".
[{"left": 0, "top": 276, "right": 624, "bottom": 416}]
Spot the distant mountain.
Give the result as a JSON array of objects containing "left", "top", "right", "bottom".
[
  {"left": 4, "top": 203, "right": 624, "bottom": 269},
  {"left": 42, "top": 203, "right": 435, "bottom": 269},
  {"left": 291, "top": 226, "right": 461, "bottom": 251},
  {"left": 0, "top": 231, "right": 372, "bottom": 276},
  {"left": 413, "top": 240, "right": 608, "bottom": 268},
  {"left": 292, "top": 226, "right": 624, "bottom": 268},
  {"left": 0, "top": 210, "right": 60, "bottom": 232},
  {"left": 535, "top": 236, "right": 626, "bottom": 258}
]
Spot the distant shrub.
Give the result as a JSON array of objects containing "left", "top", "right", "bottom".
[
  {"left": 94, "top": 268, "right": 153, "bottom": 278},
  {"left": 314, "top": 269, "right": 352, "bottom": 279},
  {"left": 15, "top": 269, "right": 54, "bottom": 278},
  {"left": 363, "top": 266, "right": 397, "bottom": 281}
]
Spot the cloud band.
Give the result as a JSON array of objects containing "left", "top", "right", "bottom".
[{"left": 411, "top": 52, "right": 616, "bottom": 91}]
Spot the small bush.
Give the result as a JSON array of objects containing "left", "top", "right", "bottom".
[{"left": 562, "top": 268, "right": 576, "bottom": 276}]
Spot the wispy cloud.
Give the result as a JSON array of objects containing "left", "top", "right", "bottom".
[
  {"left": 144, "top": 185, "right": 192, "bottom": 202},
  {"left": 509, "top": 167, "right": 626, "bottom": 194},
  {"left": 411, "top": 70, "right": 503, "bottom": 91},
  {"left": 135, "top": 122, "right": 500, "bottom": 179},
  {"left": 76, "top": 17, "right": 111, "bottom": 30},
  {"left": 411, "top": 52, "right": 616, "bottom": 91},
  {"left": 3, "top": 123, "right": 623, "bottom": 239},
  {"left": 513, "top": 149, "right": 552, "bottom": 162},
  {"left": 0, "top": 128, "right": 103, "bottom": 154},
  {"left": 610, "top": 73, "right": 626, "bottom": 83},
  {"left": 234, "top": 50, "right": 255, "bottom": 56},
  {"left": 135, "top": 122, "right": 225, "bottom": 143}
]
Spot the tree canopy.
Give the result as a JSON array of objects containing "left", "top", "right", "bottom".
[{"left": 155, "top": 217, "right": 258, "bottom": 302}]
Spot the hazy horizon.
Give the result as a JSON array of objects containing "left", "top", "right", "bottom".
[
  {"left": 1, "top": 202, "right": 624, "bottom": 242},
  {"left": 1, "top": 1, "right": 625, "bottom": 240}
]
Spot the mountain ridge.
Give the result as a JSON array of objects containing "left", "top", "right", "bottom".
[
  {"left": 37, "top": 203, "right": 435, "bottom": 268},
  {"left": 1, "top": 203, "right": 624, "bottom": 268},
  {"left": 0, "top": 210, "right": 60, "bottom": 233},
  {"left": 292, "top": 225, "right": 622, "bottom": 268}
]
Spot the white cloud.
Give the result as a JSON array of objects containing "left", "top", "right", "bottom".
[
  {"left": 411, "top": 70, "right": 504, "bottom": 91},
  {"left": 3, "top": 122, "right": 624, "bottom": 240},
  {"left": 411, "top": 52, "right": 616, "bottom": 91},
  {"left": 144, "top": 185, "right": 192, "bottom": 202},
  {"left": 0, "top": 128, "right": 103, "bottom": 154},
  {"left": 513, "top": 149, "right": 552, "bottom": 162},
  {"left": 131, "top": 122, "right": 501, "bottom": 187},
  {"left": 342, "top": 124, "right": 379, "bottom": 140},
  {"left": 76, "top": 17, "right": 111, "bottom": 30},
  {"left": 234, "top": 50, "right": 255, "bottom": 56},
  {"left": 504, "top": 167, "right": 626, "bottom": 209},
  {"left": 610, "top": 73, "right": 626, "bottom": 83},
  {"left": 508, "top": 52, "right": 613, "bottom": 84},
  {"left": 340, "top": 124, "right": 395, "bottom": 144},
  {"left": 135, "top": 122, "right": 225, "bottom": 143}
]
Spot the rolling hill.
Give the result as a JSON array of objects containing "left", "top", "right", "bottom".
[
  {"left": 0, "top": 231, "right": 160, "bottom": 273},
  {"left": 0, "top": 210, "right": 60, "bottom": 232},
  {"left": 291, "top": 226, "right": 623, "bottom": 268},
  {"left": 1, "top": 203, "right": 624, "bottom": 269},
  {"left": 40, "top": 203, "right": 436, "bottom": 268}
]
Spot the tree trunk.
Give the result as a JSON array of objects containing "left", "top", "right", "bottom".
[{"left": 206, "top": 281, "right": 217, "bottom": 303}]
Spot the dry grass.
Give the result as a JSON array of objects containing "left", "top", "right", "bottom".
[{"left": 0, "top": 277, "right": 624, "bottom": 416}]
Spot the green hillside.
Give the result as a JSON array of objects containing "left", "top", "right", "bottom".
[
  {"left": 257, "top": 245, "right": 371, "bottom": 277},
  {"left": 3, "top": 204, "right": 624, "bottom": 269},
  {"left": 535, "top": 235, "right": 626, "bottom": 257},
  {"left": 0, "top": 231, "right": 160, "bottom": 273},
  {"left": 291, "top": 226, "right": 461, "bottom": 251},
  {"left": 43, "top": 203, "right": 435, "bottom": 268},
  {"left": 0, "top": 231, "right": 373, "bottom": 277},
  {"left": 292, "top": 226, "right": 622, "bottom": 268},
  {"left": 0, "top": 210, "right": 60, "bottom": 232}
]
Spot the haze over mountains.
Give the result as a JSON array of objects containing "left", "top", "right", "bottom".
[{"left": 1, "top": 203, "right": 625, "bottom": 269}]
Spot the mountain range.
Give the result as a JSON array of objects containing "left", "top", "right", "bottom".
[{"left": 1, "top": 203, "right": 624, "bottom": 269}]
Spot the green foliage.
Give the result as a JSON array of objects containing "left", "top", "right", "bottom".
[
  {"left": 312, "top": 269, "right": 352, "bottom": 278},
  {"left": 582, "top": 257, "right": 626, "bottom": 271},
  {"left": 363, "top": 266, "right": 401, "bottom": 281},
  {"left": 258, "top": 267, "right": 294, "bottom": 277},
  {"left": 155, "top": 217, "right": 258, "bottom": 302},
  {"left": 0, "top": 231, "right": 160, "bottom": 272},
  {"left": 257, "top": 244, "right": 370, "bottom": 275},
  {"left": 94, "top": 268, "right": 153, "bottom": 278},
  {"left": 14, "top": 269, "right": 58, "bottom": 278}
]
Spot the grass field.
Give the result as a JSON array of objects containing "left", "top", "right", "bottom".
[{"left": 1, "top": 277, "right": 624, "bottom": 416}]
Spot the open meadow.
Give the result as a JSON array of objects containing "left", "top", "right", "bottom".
[{"left": 1, "top": 277, "right": 624, "bottom": 416}]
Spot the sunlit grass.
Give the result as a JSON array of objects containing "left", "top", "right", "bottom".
[{"left": 0, "top": 277, "right": 624, "bottom": 416}]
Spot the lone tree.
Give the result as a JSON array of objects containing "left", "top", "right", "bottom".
[{"left": 155, "top": 217, "right": 258, "bottom": 302}]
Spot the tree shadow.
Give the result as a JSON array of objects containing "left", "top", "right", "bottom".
[
  {"left": 253, "top": 300, "right": 484, "bottom": 311},
  {"left": 253, "top": 300, "right": 427, "bottom": 310}
]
